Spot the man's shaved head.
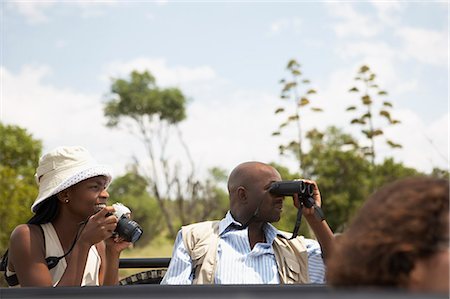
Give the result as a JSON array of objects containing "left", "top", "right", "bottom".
[
  {"left": 228, "top": 162, "right": 267, "bottom": 193},
  {"left": 227, "top": 162, "right": 271, "bottom": 193}
]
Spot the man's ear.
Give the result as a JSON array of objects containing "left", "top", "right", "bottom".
[{"left": 237, "top": 186, "right": 247, "bottom": 202}]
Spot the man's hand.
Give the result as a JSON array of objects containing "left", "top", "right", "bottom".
[{"left": 292, "top": 179, "right": 321, "bottom": 216}]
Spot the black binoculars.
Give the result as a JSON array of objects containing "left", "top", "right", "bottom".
[{"left": 269, "top": 180, "right": 315, "bottom": 208}]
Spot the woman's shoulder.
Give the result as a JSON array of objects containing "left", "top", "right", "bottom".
[{"left": 10, "top": 224, "right": 44, "bottom": 246}]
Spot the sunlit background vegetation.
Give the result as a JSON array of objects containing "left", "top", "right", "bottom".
[{"left": 2, "top": 58, "right": 448, "bottom": 284}]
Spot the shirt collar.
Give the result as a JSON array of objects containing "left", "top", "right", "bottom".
[
  {"left": 219, "top": 211, "right": 243, "bottom": 235},
  {"left": 219, "top": 211, "right": 280, "bottom": 244}
]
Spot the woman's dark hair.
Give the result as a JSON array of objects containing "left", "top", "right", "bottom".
[
  {"left": 327, "top": 176, "right": 449, "bottom": 288},
  {"left": 27, "top": 195, "right": 60, "bottom": 224}
]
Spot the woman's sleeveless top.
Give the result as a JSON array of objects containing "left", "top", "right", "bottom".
[{"left": 6, "top": 223, "right": 101, "bottom": 287}]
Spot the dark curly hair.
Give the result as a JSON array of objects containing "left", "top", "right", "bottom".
[{"left": 327, "top": 176, "right": 449, "bottom": 288}]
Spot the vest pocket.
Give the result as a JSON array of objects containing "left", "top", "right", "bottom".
[{"left": 284, "top": 256, "right": 300, "bottom": 282}]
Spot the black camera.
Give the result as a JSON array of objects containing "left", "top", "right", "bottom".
[
  {"left": 269, "top": 180, "right": 315, "bottom": 208},
  {"left": 109, "top": 203, "right": 143, "bottom": 243},
  {"left": 269, "top": 180, "right": 325, "bottom": 224}
]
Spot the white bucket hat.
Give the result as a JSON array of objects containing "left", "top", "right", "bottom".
[{"left": 31, "top": 146, "right": 112, "bottom": 213}]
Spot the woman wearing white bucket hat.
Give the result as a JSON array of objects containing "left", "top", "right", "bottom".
[{"left": 3, "top": 146, "right": 131, "bottom": 287}]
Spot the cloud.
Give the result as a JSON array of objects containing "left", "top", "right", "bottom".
[
  {"left": 101, "top": 58, "right": 282, "bottom": 175},
  {"left": 1, "top": 61, "right": 278, "bottom": 180},
  {"left": 1, "top": 65, "right": 140, "bottom": 176},
  {"left": 76, "top": 1, "right": 120, "bottom": 19},
  {"left": 155, "top": 0, "right": 169, "bottom": 6},
  {"left": 55, "top": 39, "right": 68, "bottom": 49},
  {"left": 2, "top": 55, "right": 447, "bottom": 182},
  {"left": 336, "top": 41, "right": 396, "bottom": 61},
  {"left": 382, "top": 110, "right": 449, "bottom": 172},
  {"left": 268, "top": 18, "right": 302, "bottom": 35},
  {"left": 7, "top": 1, "right": 120, "bottom": 23},
  {"left": 369, "top": 0, "right": 404, "bottom": 26},
  {"left": 326, "top": 2, "right": 380, "bottom": 38},
  {"left": 0, "top": 61, "right": 295, "bottom": 179},
  {"left": 180, "top": 89, "right": 282, "bottom": 175},
  {"left": 308, "top": 65, "right": 448, "bottom": 173},
  {"left": 329, "top": 2, "right": 447, "bottom": 68},
  {"left": 101, "top": 57, "right": 224, "bottom": 105},
  {"left": 7, "top": 1, "right": 54, "bottom": 24},
  {"left": 395, "top": 26, "right": 448, "bottom": 66},
  {"left": 103, "top": 58, "right": 217, "bottom": 85},
  {"left": 323, "top": 1, "right": 448, "bottom": 172},
  {"left": 334, "top": 41, "right": 419, "bottom": 97}
]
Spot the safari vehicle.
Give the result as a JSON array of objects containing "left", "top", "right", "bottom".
[{"left": 1, "top": 257, "right": 446, "bottom": 299}]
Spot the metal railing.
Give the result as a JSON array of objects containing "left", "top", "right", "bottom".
[{"left": 119, "top": 258, "right": 170, "bottom": 269}]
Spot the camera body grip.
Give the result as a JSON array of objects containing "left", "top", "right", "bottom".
[{"left": 269, "top": 180, "right": 325, "bottom": 221}]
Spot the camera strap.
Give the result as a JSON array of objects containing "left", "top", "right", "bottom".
[
  {"left": 45, "top": 221, "right": 86, "bottom": 270},
  {"left": 289, "top": 202, "right": 325, "bottom": 240},
  {"left": 289, "top": 205, "right": 303, "bottom": 240},
  {"left": 2, "top": 221, "right": 87, "bottom": 287},
  {"left": 241, "top": 206, "right": 260, "bottom": 229}
]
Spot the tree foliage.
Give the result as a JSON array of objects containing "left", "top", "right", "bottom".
[
  {"left": 105, "top": 71, "right": 186, "bottom": 126},
  {"left": 346, "top": 65, "right": 402, "bottom": 191},
  {"left": 373, "top": 158, "right": 420, "bottom": 190},
  {"left": 272, "top": 59, "right": 323, "bottom": 176},
  {"left": 429, "top": 167, "right": 450, "bottom": 179},
  {"left": 0, "top": 123, "right": 42, "bottom": 254},
  {"left": 301, "top": 127, "right": 371, "bottom": 231},
  {"left": 104, "top": 70, "right": 192, "bottom": 237},
  {"left": 104, "top": 70, "right": 228, "bottom": 238},
  {"left": 273, "top": 126, "right": 425, "bottom": 232},
  {"left": 107, "top": 167, "right": 164, "bottom": 246}
]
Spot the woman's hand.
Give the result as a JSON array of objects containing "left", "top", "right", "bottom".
[
  {"left": 79, "top": 207, "right": 118, "bottom": 246},
  {"left": 104, "top": 235, "right": 132, "bottom": 256}
]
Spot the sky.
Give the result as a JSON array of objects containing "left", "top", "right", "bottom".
[{"left": 1, "top": 0, "right": 449, "bottom": 181}]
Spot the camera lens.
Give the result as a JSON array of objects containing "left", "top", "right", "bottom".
[
  {"left": 306, "top": 184, "right": 314, "bottom": 196},
  {"left": 116, "top": 216, "right": 143, "bottom": 243},
  {"left": 299, "top": 181, "right": 306, "bottom": 193}
]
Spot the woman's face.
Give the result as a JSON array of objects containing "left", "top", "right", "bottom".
[
  {"left": 409, "top": 248, "right": 449, "bottom": 294},
  {"left": 66, "top": 175, "right": 110, "bottom": 219}
]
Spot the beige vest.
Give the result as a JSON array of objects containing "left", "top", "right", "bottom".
[
  {"left": 181, "top": 221, "right": 309, "bottom": 284},
  {"left": 6, "top": 223, "right": 101, "bottom": 287}
]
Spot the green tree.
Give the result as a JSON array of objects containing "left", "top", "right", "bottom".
[
  {"left": 299, "top": 127, "right": 421, "bottom": 231},
  {"left": 104, "top": 70, "right": 190, "bottom": 237},
  {"left": 373, "top": 158, "right": 420, "bottom": 190},
  {"left": 107, "top": 167, "right": 164, "bottom": 246},
  {"left": 272, "top": 59, "right": 323, "bottom": 176},
  {"left": 176, "top": 167, "right": 229, "bottom": 227},
  {"left": 301, "top": 126, "right": 371, "bottom": 231},
  {"left": 429, "top": 167, "right": 450, "bottom": 179},
  {"left": 346, "top": 65, "right": 402, "bottom": 191},
  {"left": 104, "top": 70, "right": 224, "bottom": 238},
  {"left": 0, "top": 123, "right": 42, "bottom": 254}
]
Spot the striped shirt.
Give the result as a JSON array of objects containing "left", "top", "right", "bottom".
[{"left": 161, "top": 211, "right": 325, "bottom": 284}]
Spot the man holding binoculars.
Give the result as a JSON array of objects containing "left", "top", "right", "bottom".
[{"left": 162, "top": 161, "right": 335, "bottom": 284}]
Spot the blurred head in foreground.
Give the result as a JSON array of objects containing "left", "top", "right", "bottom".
[{"left": 327, "top": 176, "right": 449, "bottom": 294}]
